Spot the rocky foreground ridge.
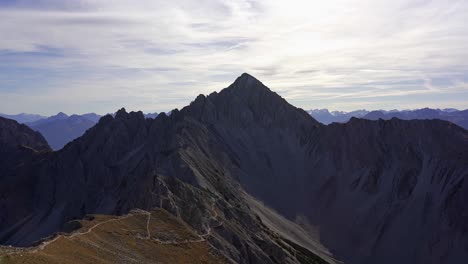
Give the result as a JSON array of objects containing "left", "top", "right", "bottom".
[{"left": 1, "top": 73, "right": 467, "bottom": 264}]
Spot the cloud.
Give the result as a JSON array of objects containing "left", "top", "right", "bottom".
[{"left": 0, "top": 0, "right": 467, "bottom": 114}]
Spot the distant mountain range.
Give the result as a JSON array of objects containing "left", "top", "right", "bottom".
[
  {"left": 0, "top": 113, "right": 46, "bottom": 123},
  {"left": 24, "top": 113, "right": 100, "bottom": 150},
  {"left": 307, "top": 109, "right": 370, "bottom": 124},
  {"left": 308, "top": 108, "right": 468, "bottom": 129}
]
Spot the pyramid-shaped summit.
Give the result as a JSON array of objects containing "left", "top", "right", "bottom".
[
  {"left": 182, "top": 73, "right": 318, "bottom": 127},
  {"left": 223, "top": 73, "right": 271, "bottom": 96}
]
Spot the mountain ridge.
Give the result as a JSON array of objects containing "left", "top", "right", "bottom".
[
  {"left": 1, "top": 74, "right": 467, "bottom": 264},
  {"left": 0, "top": 75, "right": 336, "bottom": 263}
]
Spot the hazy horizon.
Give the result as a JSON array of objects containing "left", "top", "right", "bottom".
[{"left": 0, "top": 93, "right": 466, "bottom": 117}]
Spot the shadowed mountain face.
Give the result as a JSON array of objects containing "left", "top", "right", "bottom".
[
  {"left": 0, "top": 117, "right": 50, "bottom": 152},
  {"left": 1, "top": 74, "right": 468, "bottom": 264},
  {"left": 0, "top": 116, "right": 50, "bottom": 168},
  {"left": 0, "top": 117, "right": 52, "bottom": 241}
]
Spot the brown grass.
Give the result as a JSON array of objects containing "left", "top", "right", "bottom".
[{"left": 0, "top": 209, "right": 226, "bottom": 264}]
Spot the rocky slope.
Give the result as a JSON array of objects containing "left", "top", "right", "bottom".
[{"left": 0, "top": 73, "right": 467, "bottom": 264}]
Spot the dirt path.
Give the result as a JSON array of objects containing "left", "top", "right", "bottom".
[
  {"left": 1, "top": 211, "right": 145, "bottom": 256},
  {"left": 139, "top": 210, "right": 205, "bottom": 244},
  {"left": 143, "top": 211, "right": 151, "bottom": 239},
  {"left": 1, "top": 205, "right": 224, "bottom": 257},
  {"left": 200, "top": 198, "right": 223, "bottom": 238},
  {"left": 68, "top": 214, "right": 135, "bottom": 239}
]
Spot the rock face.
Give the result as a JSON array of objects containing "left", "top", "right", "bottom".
[
  {"left": 0, "top": 73, "right": 468, "bottom": 264},
  {"left": 276, "top": 118, "right": 468, "bottom": 264}
]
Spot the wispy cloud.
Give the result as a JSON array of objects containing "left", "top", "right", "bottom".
[{"left": 0, "top": 0, "right": 467, "bottom": 114}]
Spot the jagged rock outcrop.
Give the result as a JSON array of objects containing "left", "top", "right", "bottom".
[{"left": 0, "top": 73, "right": 467, "bottom": 264}]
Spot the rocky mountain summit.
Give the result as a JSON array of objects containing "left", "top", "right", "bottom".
[{"left": 0, "top": 73, "right": 467, "bottom": 264}]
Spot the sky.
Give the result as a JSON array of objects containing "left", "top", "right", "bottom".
[{"left": 0, "top": 0, "right": 467, "bottom": 115}]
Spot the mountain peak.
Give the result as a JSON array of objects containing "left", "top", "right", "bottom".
[
  {"left": 218, "top": 73, "right": 275, "bottom": 102},
  {"left": 181, "top": 73, "right": 319, "bottom": 127},
  {"left": 230, "top": 73, "right": 265, "bottom": 90},
  {"left": 52, "top": 112, "right": 68, "bottom": 119},
  {"left": 238, "top": 72, "right": 256, "bottom": 80},
  {"left": 115, "top": 107, "right": 128, "bottom": 119}
]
